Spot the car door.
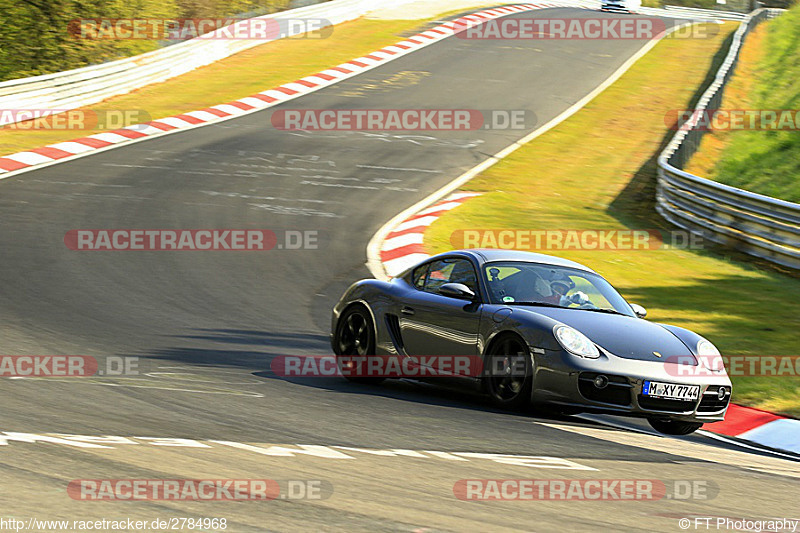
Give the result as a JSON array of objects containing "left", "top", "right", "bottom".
[{"left": 398, "top": 258, "right": 482, "bottom": 361}]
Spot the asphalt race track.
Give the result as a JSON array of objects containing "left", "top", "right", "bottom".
[{"left": 1, "top": 7, "right": 798, "bottom": 532}]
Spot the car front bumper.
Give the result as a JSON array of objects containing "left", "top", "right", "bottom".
[{"left": 531, "top": 348, "right": 732, "bottom": 423}]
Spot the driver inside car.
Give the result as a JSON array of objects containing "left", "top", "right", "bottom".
[{"left": 545, "top": 277, "right": 590, "bottom": 307}]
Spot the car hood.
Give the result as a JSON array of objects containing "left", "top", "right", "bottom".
[{"left": 522, "top": 307, "right": 696, "bottom": 363}]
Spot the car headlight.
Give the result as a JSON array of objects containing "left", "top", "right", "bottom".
[
  {"left": 554, "top": 325, "right": 600, "bottom": 359},
  {"left": 697, "top": 338, "right": 720, "bottom": 356},
  {"left": 697, "top": 338, "right": 725, "bottom": 373}
]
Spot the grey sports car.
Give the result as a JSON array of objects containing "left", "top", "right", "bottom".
[{"left": 331, "top": 249, "right": 731, "bottom": 435}]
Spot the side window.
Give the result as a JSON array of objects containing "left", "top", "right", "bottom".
[
  {"left": 424, "top": 259, "right": 478, "bottom": 295},
  {"left": 412, "top": 264, "right": 429, "bottom": 290}
]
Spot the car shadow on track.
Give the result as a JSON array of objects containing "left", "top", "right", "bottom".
[
  {"left": 124, "top": 327, "right": 588, "bottom": 426},
  {"left": 173, "top": 328, "right": 331, "bottom": 350},
  {"left": 127, "top": 328, "right": 784, "bottom": 456}
]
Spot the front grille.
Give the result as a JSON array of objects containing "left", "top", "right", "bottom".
[
  {"left": 697, "top": 386, "right": 731, "bottom": 414},
  {"left": 638, "top": 395, "right": 696, "bottom": 413},
  {"left": 578, "top": 373, "right": 632, "bottom": 406}
]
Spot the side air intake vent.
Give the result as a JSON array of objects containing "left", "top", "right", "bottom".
[{"left": 385, "top": 314, "right": 405, "bottom": 352}]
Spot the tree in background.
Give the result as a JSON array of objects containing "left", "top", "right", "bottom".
[
  {"left": 0, "top": 0, "right": 296, "bottom": 81},
  {"left": 177, "top": 0, "right": 291, "bottom": 18}
]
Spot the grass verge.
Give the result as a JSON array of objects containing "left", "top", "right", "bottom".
[
  {"left": 425, "top": 22, "right": 800, "bottom": 416},
  {"left": 0, "top": 17, "right": 436, "bottom": 156},
  {"left": 685, "top": 6, "right": 800, "bottom": 202}
]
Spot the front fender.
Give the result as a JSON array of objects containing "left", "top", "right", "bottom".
[
  {"left": 480, "top": 308, "right": 563, "bottom": 387},
  {"left": 330, "top": 278, "right": 411, "bottom": 355},
  {"left": 482, "top": 307, "right": 567, "bottom": 355}
]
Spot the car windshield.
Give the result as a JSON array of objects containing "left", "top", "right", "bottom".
[{"left": 483, "top": 261, "right": 634, "bottom": 316}]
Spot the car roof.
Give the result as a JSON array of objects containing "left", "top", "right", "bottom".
[{"left": 430, "top": 249, "right": 597, "bottom": 273}]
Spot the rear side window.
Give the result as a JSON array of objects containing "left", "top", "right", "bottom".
[
  {"left": 412, "top": 264, "right": 429, "bottom": 289},
  {"left": 424, "top": 259, "right": 478, "bottom": 294}
]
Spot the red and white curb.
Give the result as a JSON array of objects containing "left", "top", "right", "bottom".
[
  {"left": 367, "top": 11, "right": 707, "bottom": 281},
  {"left": 380, "top": 191, "right": 480, "bottom": 277},
  {"left": 705, "top": 404, "right": 800, "bottom": 454},
  {"left": 0, "top": 2, "right": 592, "bottom": 178}
]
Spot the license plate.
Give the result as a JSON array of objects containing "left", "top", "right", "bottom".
[{"left": 642, "top": 380, "right": 699, "bottom": 401}]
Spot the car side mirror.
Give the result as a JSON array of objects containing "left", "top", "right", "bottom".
[
  {"left": 439, "top": 283, "right": 476, "bottom": 300},
  {"left": 630, "top": 303, "right": 647, "bottom": 318}
]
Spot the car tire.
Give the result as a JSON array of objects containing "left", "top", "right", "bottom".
[
  {"left": 647, "top": 418, "right": 702, "bottom": 435},
  {"left": 334, "top": 304, "right": 385, "bottom": 385},
  {"left": 483, "top": 334, "right": 533, "bottom": 410}
]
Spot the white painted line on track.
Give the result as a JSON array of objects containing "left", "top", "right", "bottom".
[
  {"left": 0, "top": 432, "right": 598, "bottom": 470},
  {"left": 698, "top": 430, "right": 800, "bottom": 462},
  {"left": 540, "top": 422, "right": 800, "bottom": 478}
]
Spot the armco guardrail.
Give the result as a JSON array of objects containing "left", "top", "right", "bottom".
[
  {"left": 0, "top": 0, "right": 405, "bottom": 126},
  {"left": 637, "top": 4, "right": 748, "bottom": 20},
  {"left": 655, "top": 8, "right": 800, "bottom": 271},
  {"left": 662, "top": 4, "right": 747, "bottom": 19}
]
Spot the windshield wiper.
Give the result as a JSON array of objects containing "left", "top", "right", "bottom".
[
  {"left": 575, "top": 307, "right": 629, "bottom": 316},
  {"left": 505, "top": 301, "right": 569, "bottom": 309},
  {"left": 502, "top": 302, "right": 630, "bottom": 315}
]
